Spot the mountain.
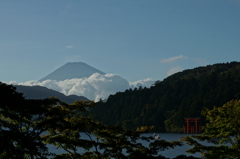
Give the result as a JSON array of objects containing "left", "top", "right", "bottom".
[
  {"left": 86, "top": 61, "right": 240, "bottom": 132},
  {"left": 39, "top": 62, "right": 105, "bottom": 81},
  {"left": 15, "top": 85, "right": 89, "bottom": 104}
]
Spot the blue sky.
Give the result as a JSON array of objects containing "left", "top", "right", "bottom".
[{"left": 1, "top": 0, "right": 240, "bottom": 83}]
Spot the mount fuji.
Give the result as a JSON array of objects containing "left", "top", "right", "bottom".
[
  {"left": 13, "top": 62, "right": 154, "bottom": 101},
  {"left": 40, "top": 62, "right": 105, "bottom": 81}
]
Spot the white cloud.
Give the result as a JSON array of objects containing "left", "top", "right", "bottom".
[
  {"left": 161, "top": 55, "right": 188, "bottom": 63},
  {"left": 66, "top": 45, "right": 74, "bottom": 49},
  {"left": 129, "top": 78, "right": 155, "bottom": 88},
  {"left": 167, "top": 66, "right": 184, "bottom": 76},
  {"left": 11, "top": 73, "right": 154, "bottom": 102}
]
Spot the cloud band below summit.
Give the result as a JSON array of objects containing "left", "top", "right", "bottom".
[{"left": 10, "top": 73, "right": 154, "bottom": 101}]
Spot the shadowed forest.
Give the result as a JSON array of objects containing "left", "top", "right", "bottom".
[
  {"left": 1, "top": 62, "right": 240, "bottom": 158},
  {"left": 87, "top": 62, "right": 240, "bottom": 132}
]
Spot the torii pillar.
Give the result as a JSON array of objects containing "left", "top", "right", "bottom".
[{"left": 184, "top": 118, "right": 200, "bottom": 133}]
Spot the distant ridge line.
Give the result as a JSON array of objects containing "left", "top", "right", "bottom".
[{"left": 15, "top": 85, "right": 89, "bottom": 104}]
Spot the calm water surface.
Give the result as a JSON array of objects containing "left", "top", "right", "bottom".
[{"left": 47, "top": 133, "right": 206, "bottom": 158}]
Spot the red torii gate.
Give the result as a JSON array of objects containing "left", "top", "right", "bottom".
[{"left": 184, "top": 117, "right": 201, "bottom": 133}]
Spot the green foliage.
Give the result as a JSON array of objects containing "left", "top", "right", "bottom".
[
  {"left": 86, "top": 61, "right": 240, "bottom": 132},
  {"left": 0, "top": 82, "right": 95, "bottom": 158},
  {"left": 181, "top": 100, "right": 240, "bottom": 159},
  {"left": 43, "top": 106, "right": 182, "bottom": 158},
  {"left": 0, "top": 82, "right": 185, "bottom": 159},
  {"left": 0, "top": 82, "right": 50, "bottom": 159}
]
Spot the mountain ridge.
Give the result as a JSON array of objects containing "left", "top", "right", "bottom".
[
  {"left": 86, "top": 61, "right": 240, "bottom": 132},
  {"left": 15, "top": 85, "right": 89, "bottom": 104}
]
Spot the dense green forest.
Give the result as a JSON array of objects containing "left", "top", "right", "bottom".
[
  {"left": 86, "top": 61, "right": 240, "bottom": 132},
  {"left": 2, "top": 81, "right": 239, "bottom": 158},
  {"left": 0, "top": 82, "right": 196, "bottom": 159},
  {"left": 2, "top": 62, "right": 240, "bottom": 158}
]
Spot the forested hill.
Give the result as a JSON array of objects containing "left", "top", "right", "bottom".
[{"left": 86, "top": 61, "right": 240, "bottom": 132}]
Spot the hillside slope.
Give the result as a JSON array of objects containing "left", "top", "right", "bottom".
[
  {"left": 87, "top": 61, "right": 240, "bottom": 132},
  {"left": 15, "top": 85, "right": 89, "bottom": 104}
]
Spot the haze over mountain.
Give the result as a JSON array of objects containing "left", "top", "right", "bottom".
[{"left": 39, "top": 62, "right": 105, "bottom": 81}]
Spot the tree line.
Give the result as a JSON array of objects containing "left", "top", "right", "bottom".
[
  {"left": 1, "top": 81, "right": 240, "bottom": 158},
  {"left": 86, "top": 61, "right": 240, "bottom": 132},
  {"left": 0, "top": 82, "right": 193, "bottom": 159}
]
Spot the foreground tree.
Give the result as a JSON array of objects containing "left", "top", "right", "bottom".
[
  {"left": 0, "top": 82, "right": 95, "bottom": 158},
  {"left": 0, "top": 82, "right": 52, "bottom": 158},
  {"left": 44, "top": 109, "right": 183, "bottom": 158},
  {"left": 0, "top": 82, "right": 186, "bottom": 159},
  {"left": 181, "top": 100, "right": 240, "bottom": 159}
]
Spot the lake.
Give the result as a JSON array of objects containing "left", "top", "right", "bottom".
[{"left": 47, "top": 133, "right": 206, "bottom": 158}]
